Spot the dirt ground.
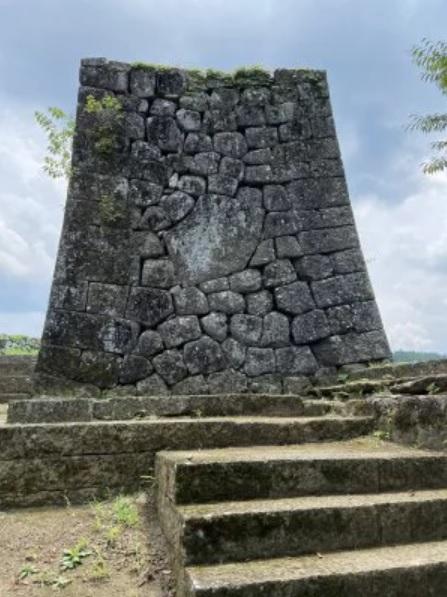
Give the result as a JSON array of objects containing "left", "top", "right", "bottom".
[{"left": 0, "top": 492, "right": 175, "bottom": 597}]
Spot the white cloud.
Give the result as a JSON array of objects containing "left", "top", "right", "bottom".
[{"left": 353, "top": 158, "right": 447, "bottom": 353}]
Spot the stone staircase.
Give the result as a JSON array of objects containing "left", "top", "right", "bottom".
[
  {"left": 155, "top": 399, "right": 447, "bottom": 596},
  {"left": 0, "top": 356, "right": 35, "bottom": 405}
]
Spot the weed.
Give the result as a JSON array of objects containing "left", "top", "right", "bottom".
[
  {"left": 18, "top": 564, "right": 39, "bottom": 580},
  {"left": 99, "top": 194, "right": 125, "bottom": 225},
  {"left": 84, "top": 94, "right": 123, "bottom": 157},
  {"left": 90, "top": 557, "right": 110, "bottom": 582},
  {"left": 113, "top": 496, "right": 139, "bottom": 527},
  {"left": 427, "top": 382, "right": 441, "bottom": 394},
  {"left": 105, "top": 525, "right": 122, "bottom": 547},
  {"left": 60, "top": 538, "right": 92, "bottom": 570}
]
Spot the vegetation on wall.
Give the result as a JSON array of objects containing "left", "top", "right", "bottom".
[{"left": 35, "top": 107, "right": 75, "bottom": 179}]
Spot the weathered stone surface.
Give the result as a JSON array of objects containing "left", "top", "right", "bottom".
[
  {"left": 119, "top": 355, "right": 153, "bottom": 384},
  {"left": 276, "top": 346, "right": 318, "bottom": 375},
  {"left": 276, "top": 236, "right": 303, "bottom": 258},
  {"left": 243, "top": 148, "right": 273, "bottom": 165},
  {"left": 130, "top": 68, "right": 156, "bottom": 97},
  {"left": 184, "top": 337, "right": 226, "bottom": 374},
  {"left": 208, "top": 369, "right": 247, "bottom": 394},
  {"left": 184, "top": 133, "right": 213, "bottom": 154},
  {"left": 244, "top": 164, "right": 273, "bottom": 184},
  {"left": 229, "top": 270, "right": 262, "bottom": 293},
  {"left": 236, "top": 105, "right": 266, "bottom": 127},
  {"left": 287, "top": 177, "right": 349, "bottom": 209},
  {"left": 160, "top": 191, "right": 195, "bottom": 223},
  {"left": 178, "top": 175, "right": 206, "bottom": 197},
  {"left": 292, "top": 309, "right": 331, "bottom": 344},
  {"left": 249, "top": 374, "right": 283, "bottom": 394},
  {"left": 173, "top": 287, "right": 209, "bottom": 315},
  {"left": 264, "top": 211, "right": 301, "bottom": 238},
  {"left": 265, "top": 102, "right": 295, "bottom": 124},
  {"left": 134, "top": 330, "right": 164, "bottom": 357},
  {"left": 295, "top": 254, "right": 334, "bottom": 281},
  {"left": 141, "top": 259, "right": 175, "bottom": 288},
  {"left": 326, "top": 301, "right": 383, "bottom": 335},
  {"left": 180, "top": 92, "right": 208, "bottom": 112},
  {"left": 126, "top": 287, "right": 173, "bottom": 326},
  {"left": 172, "top": 375, "right": 208, "bottom": 395},
  {"left": 311, "top": 272, "right": 374, "bottom": 308},
  {"left": 245, "top": 348, "right": 276, "bottom": 376},
  {"left": 136, "top": 373, "right": 168, "bottom": 395},
  {"left": 208, "top": 290, "right": 245, "bottom": 313},
  {"left": 158, "top": 316, "right": 201, "bottom": 348},
  {"left": 157, "top": 69, "right": 186, "bottom": 98},
  {"left": 299, "top": 226, "right": 359, "bottom": 255},
  {"left": 331, "top": 248, "right": 366, "bottom": 274},
  {"left": 80, "top": 60, "right": 129, "bottom": 92},
  {"left": 261, "top": 312, "right": 290, "bottom": 347},
  {"left": 190, "top": 152, "right": 220, "bottom": 176},
  {"left": 263, "top": 185, "right": 291, "bottom": 211},
  {"left": 199, "top": 277, "right": 229, "bottom": 294},
  {"left": 150, "top": 98, "right": 177, "bottom": 116},
  {"left": 210, "top": 88, "right": 240, "bottom": 109},
  {"left": 147, "top": 116, "right": 183, "bottom": 152},
  {"left": 153, "top": 349, "right": 187, "bottom": 385},
  {"left": 214, "top": 132, "right": 248, "bottom": 158},
  {"left": 313, "top": 331, "right": 391, "bottom": 366},
  {"left": 201, "top": 312, "right": 228, "bottom": 342},
  {"left": 139, "top": 206, "right": 171, "bottom": 231},
  {"left": 247, "top": 290, "right": 273, "bottom": 316},
  {"left": 246, "top": 127, "right": 278, "bottom": 149},
  {"left": 99, "top": 319, "right": 139, "bottom": 354},
  {"left": 250, "top": 240, "right": 275, "bottom": 266},
  {"left": 176, "top": 108, "right": 201, "bottom": 132},
  {"left": 264, "top": 259, "right": 297, "bottom": 287},
  {"left": 208, "top": 174, "right": 239, "bottom": 196},
  {"left": 219, "top": 157, "right": 244, "bottom": 181},
  {"left": 166, "top": 194, "right": 264, "bottom": 285},
  {"left": 221, "top": 338, "right": 246, "bottom": 369},
  {"left": 87, "top": 283, "right": 127, "bottom": 317},
  {"left": 283, "top": 375, "right": 313, "bottom": 394},
  {"left": 230, "top": 315, "right": 263, "bottom": 346},
  {"left": 129, "top": 180, "right": 163, "bottom": 207},
  {"left": 77, "top": 350, "right": 121, "bottom": 388},
  {"left": 274, "top": 281, "right": 315, "bottom": 314}
]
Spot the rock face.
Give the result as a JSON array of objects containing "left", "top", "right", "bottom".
[{"left": 36, "top": 59, "right": 391, "bottom": 394}]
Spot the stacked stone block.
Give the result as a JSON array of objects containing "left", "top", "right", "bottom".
[{"left": 36, "top": 59, "right": 391, "bottom": 394}]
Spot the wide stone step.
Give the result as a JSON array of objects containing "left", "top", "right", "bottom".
[
  {"left": 0, "top": 356, "right": 36, "bottom": 376},
  {"left": 182, "top": 540, "right": 447, "bottom": 597},
  {"left": 7, "top": 394, "right": 339, "bottom": 424},
  {"left": 168, "top": 489, "right": 447, "bottom": 566},
  {"left": 0, "top": 393, "right": 29, "bottom": 405},
  {"left": 0, "top": 375, "right": 33, "bottom": 394},
  {"left": 157, "top": 439, "right": 447, "bottom": 505}
]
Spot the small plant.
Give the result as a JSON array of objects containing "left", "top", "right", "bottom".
[
  {"left": 90, "top": 557, "right": 110, "bottom": 581},
  {"left": 99, "top": 194, "right": 124, "bottom": 225},
  {"left": 35, "top": 107, "right": 75, "bottom": 179},
  {"left": 337, "top": 373, "right": 349, "bottom": 384},
  {"left": 18, "top": 564, "right": 39, "bottom": 580},
  {"left": 84, "top": 94, "right": 123, "bottom": 157},
  {"left": 105, "top": 525, "right": 122, "bottom": 547},
  {"left": 60, "top": 538, "right": 92, "bottom": 570},
  {"left": 113, "top": 496, "right": 139, "bottom": 527},
  {"left": 427, "top": 382, "right": 441, "bottom": 394}
]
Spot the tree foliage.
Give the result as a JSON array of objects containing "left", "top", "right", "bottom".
[
  {"left": 409, "top": 39, "right": 447, "bottom": 174},
  {"left": 35, "top": 107, "right": 75, "bottom": 179}
]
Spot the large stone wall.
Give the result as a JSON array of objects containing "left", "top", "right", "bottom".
[{"left": 36, "top": 59, "right": 391, "bottom": 394}]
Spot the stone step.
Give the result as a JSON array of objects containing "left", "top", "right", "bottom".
[
  {"left": 0, "top": 375, "right": 33, "bottom": 394},
  {"left": 0, "top": 393, "right": 29, "bottom": 404},
  {"left": 182, "top": 539, "right": 447, "bottom": 597},
  {"left": 156, "top": 439, "right": 447, "bottom": 505},
  {"left": 7, "top": 393, "right": 344, "bottom": 424},
  {"left": 166, "top": 489, "right": 447, "bottom": 566},
  {"left": 0, "top": 356, "right": 36, "bottom": 376}
]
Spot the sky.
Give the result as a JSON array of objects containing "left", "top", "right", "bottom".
[{"left": 0, "top": 0, "right": 446, "bottom": 352}]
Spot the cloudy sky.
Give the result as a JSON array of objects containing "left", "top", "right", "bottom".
[{"left": 0, "top": 0, "right": 446, "bottom": 352}]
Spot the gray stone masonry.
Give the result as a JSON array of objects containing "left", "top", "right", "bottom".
[{"left": 36, "top": 60, "right": 391, "bottom": 394}]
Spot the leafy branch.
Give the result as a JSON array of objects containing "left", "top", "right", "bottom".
[{"left": 35, "top": 107, "right": 75, "bottom": 179}]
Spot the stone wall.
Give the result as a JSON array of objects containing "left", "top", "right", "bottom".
[{"left": 36, "top": 59, "right": 391, "bottom": 394}]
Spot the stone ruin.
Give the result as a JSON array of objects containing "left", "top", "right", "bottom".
[{"left": 35, "top": 59, "right": 391, "bottom": 395}]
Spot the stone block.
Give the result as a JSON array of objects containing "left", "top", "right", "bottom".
[
  {"left": 263, "top": 185, "right": 291, "bottom": 211},
  {"left": 250, "top": 239, "right": 275, "bottom": 266},
  {"left": 87, "top": 283, "right": 128, "bottom": 317},
  {"left": 160, "top": 191, "right": 195, "bottom": 223},
  {"left": 199, "top": 277, "right": 229, "bottom": 294},
  {"left": 80, "top": 60, "right": 129, "bottom": 92},
  {"left": 172, "top": 375, "right": 208, "bottom": 395},
  {"left": 158, "top": 316, "right": 202, "bottom": 348},
  {"left": 276, "top": 236, "right": 303, "bottom": 258},
  {"left": 261, "top": 312, "right": 290, "bottom": 347},
  {"left": 176, "top": 108, "right": 201, "bottom": 132},
  {"left": 221, "top": 338, "right": 246, "bottom": 369},
  {"left": 190, "top": 152, "right": 220, "bottom": 176},
  {"left": 180, "top": 92, "right": 208, "bottom": 112},
  {"left": 139, "top": 206, "right": 171, "bottom": 231},
  {"left": 276, "top": 346, "right": 318, "bottom": 375},
  {"left": 147, "top": 116, "right": 183, "bottom": 152},
  {"left": 201, "top": 312, "right": 228, "bottom": 342},
  {"left": 246, "top": 290, "right": 273, "bottom": 316},
  {"left": 129, "top": 180, "right": 163, "bottom": 207},
  {"left": 153, "top": 349, "right": 187, "bottom": 385},
  {"left": 173, "top": 287, "right": 209, "bottom": 315},
  {"left": 249, "top": 374, "right": 283, "bottom": 394},
  {"left": 312, "top": 331, "right": 391, "bottom": 366},
  {"left": 287, "top": 177, "right": 349, "bottom": 209},
  {"left": 263, "top": 259, "right": 297, "bottom": 287},
  {"left": 292, "top": 309, "right": 331, "bottom": 344},
  {"left": 331, "top": 248, "right": 366, "bottom": 275},
  {"left": 219, "top": 157, "right": 244, "bottom": 180},
  {"left": 294, "top": 254, "right": 334, "bottom": 281},
  {"left": 299, "top": 226, "right": 359, "bottom": 255},
  {"left": 274, "top": 281, "right": 315, "bottom": 314},
  {"left": 214, "top": 132, "right": 248, "bottom": 158},
  {"left": 184, "top": 337, "right": 226, "bottom": 374},
  {"left": 130, "top": 68, "right": 156, "bottom": 97},
  {"left": 229, "top": 270, "right": 262, "bottom": 293},
  {"left": 236, "top": 105, "right": 266, "bottom": 127},
  {"left": 119, "top": 355, "right": 153, "bottom": 384},
  {"left": 208, "top": 369, "right": 248, "bottom": 394},
  {"left": 141, "top": 259, "right": 175, "bottom": 288},
  {"left": 150, "top": 98, "right": 176, "bottom": 116},
  {"left": 157, "top": 69, "right": 186, "bottom": 98},
  {"left": 326, "top": 301, "right": 383, "bottom": 335},
  {"left": 243, "top": 149, "right": 273, "bottom": 164},
  {"left": 184, "top": 133, "right": 213, "bottom": 154},
  {"left": 244, "top": 348, "right": 276, "bottom": 376},
  {"left": 136, "top": 373, "right": 169, "bottom": 395},
  {"left": 264, "top": 211, "right": 301, "bottom": 238},
  {"left": 311, "top": 272, "right": 374, "bottom": 308},
  {"left": 126, "top": 287, "right": 173, "bottom": 326},
  {"left": 246, "top": 127, "right": 278, "bottom": 148},
  {"left": 208, "top": 174, "right": 239, "bottom": 196},
  {"left": 230, "top": 314, "right": 263, "bottom": 346},
  {"left": 178, "top": 175, "right": 206, "bottom": 196},
  {"left": 134, "top": 330, "right": 164, "bottom": 357}
]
